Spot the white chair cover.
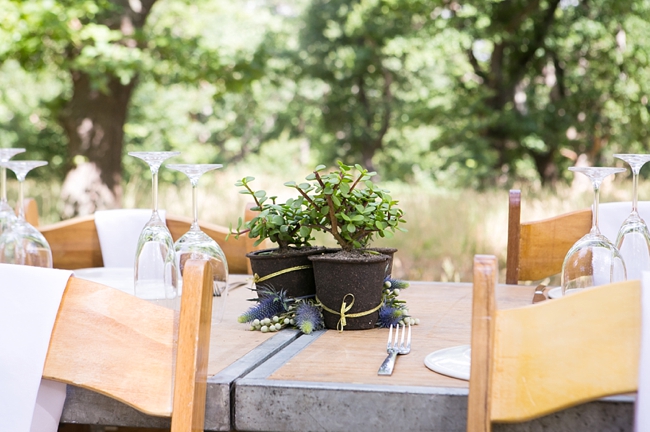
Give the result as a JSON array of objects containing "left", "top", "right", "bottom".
[
  {"left": 0, "top": 264, "right": 72, "bottom": 432},
  {"left": 94, "top": 209, "right": 166, "bottom": 268},
  {"left": 637, "top": 272, "right": 650, "bottom": 432},
  {"left": 598, "top": 202, "right": 650, "bottom": 244}
]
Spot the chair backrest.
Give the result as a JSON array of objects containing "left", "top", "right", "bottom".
[
  {"left": 467, "top": 254, "right": 641, "bottom": 431},
  {"left": 35, "top": 205, "right": 267, "bottom": 274},
  {"left": 505, "top": 190, "right": 591, "bottom": 284},
  {"left": 22, "top": 198, "right": 40, "bottom": 227},
  {"left": 43, "top": 259, "right": 213, "bottom": 431}
]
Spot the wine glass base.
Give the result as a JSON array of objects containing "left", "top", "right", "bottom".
[
  {"left": 562, "top": 234, "right": 626, "bottom": 294},
  {"left": 0, "top": 218, "right": 52, "bottom": 267}
]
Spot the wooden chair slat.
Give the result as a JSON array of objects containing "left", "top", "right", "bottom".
[
  {"left": 36, "top": 208, "right": 267, "bottom": 274},
  {"left": 492, "top": 280, "right": 640, "bottom": 422},
  {"left": 467, "top": 255, "right": 498, "bottom": 432},
  {"left": 171, "top": 260, "right": 213, "bottom": 431},
  {"left": 467, "top": 255, "right": 641, "bottom": 431},
  {"left": 505, "top": 189, "right": 592, "bottom": 283},
  {"left": 43, "top": 277, "right": 175, "bottom": 415},
  {"left": 40, "top": 216, "right": 104, "bottom": 269},
  {"left": 43, "top": 259, "right": 212, "bottom": 430}
]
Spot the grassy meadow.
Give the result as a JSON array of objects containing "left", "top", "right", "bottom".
[{"left": 17, "top": 160, "right": 644, "bottom": 284}]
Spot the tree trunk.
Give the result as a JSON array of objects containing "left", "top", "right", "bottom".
[
  {"left": 468, "top": 0, "right": 562, "bottom": 186},
  {"left": 59, "top": 72, "right": 137, "bottom": 217},
  {"left": 58, "top": 0, "right": 158, "bottom": 217}
]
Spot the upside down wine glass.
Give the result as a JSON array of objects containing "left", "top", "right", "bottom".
[
  {"left": 613, "top": 154, "right": 650, "bottom": 281},
  {"left": 129, "top": 151, "right": 180, "bottom": 307},
  {"left": 0, "top": 161, "right": 52, "bottom": 267},
  {"left": 0, "top": 148, "right": 25, "bottom": 234},
  {"left": 562, "top": 167, "right": 627, "bottom": 294},
  {"left": 166, "top": 164, "right": 229, "bottom": 298}
]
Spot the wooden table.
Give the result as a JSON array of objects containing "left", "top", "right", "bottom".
[{"left": 233, "top": 282, "right": 635, "bottom": 432}]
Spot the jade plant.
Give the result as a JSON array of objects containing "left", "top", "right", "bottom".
[
  {"left": 284, "top": 162, "right": 406, "bottom": 252},
  {"left": 230, "top": 176, "right": 314, "bottom": 252}
]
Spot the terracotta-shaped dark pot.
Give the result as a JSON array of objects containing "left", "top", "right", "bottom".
[
  {"left": 309, "top": 251, "right": 389, "bottom": 330},
  {"left": 246, "top": 247, "right": 330, "bottom": 298}
]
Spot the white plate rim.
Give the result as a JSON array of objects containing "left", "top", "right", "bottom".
[
  {"left": 424, "top": 344, "right": 471, "bottom": 381},
  {"left": 547, "top": 286, "right": 563, "bottom": 299}
]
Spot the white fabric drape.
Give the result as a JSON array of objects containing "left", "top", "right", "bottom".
[
  {"left": 94, "top": 209, "right": 166, "bottom": 268},
  {"left": 0, "top": 264, "right": 72, "bottom": 432}
]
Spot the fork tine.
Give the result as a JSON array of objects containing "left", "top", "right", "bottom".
[
  {"left": 399, "top": 324, "right": 405, "bottom": 348},
  {"left": 394, "top": 324, "right": 401, "bottom": 350},
  {"left": 406, "top": 323, "right": 412, "bottom": 349},
  {"left": 387, "top": 324, "right": 393, "bottom": 350}
]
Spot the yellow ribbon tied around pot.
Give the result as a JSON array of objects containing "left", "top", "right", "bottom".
[
  {"left": 316, "top": 293, "right": 383, "bottom": 332},
  {"left": 252, "top": 264, "right": 312, "bottom": 285}
]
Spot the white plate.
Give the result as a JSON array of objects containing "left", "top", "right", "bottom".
[
  {"left": 547, "top": 287, "right": 563, "bottom": 299},
  {"left": 424, "top": 344, "right": 471, "bottom": 381},
  {"left": 73, "top": 267, "right": 135, "bottom": 295}
]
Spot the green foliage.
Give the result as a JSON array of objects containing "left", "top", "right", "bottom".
[
  {"left": 3, "top": 0, "right": 650, "bottom": 196},
  {"left": 283, "top": 0, "right": 440, "bottom": 173},
  {"left": 286, "top": 161, "right": 407, "bottom": 251},
  {"left": 231, "top": 176, "right": 314, "bottom": 251},
  {"left": 426, "top": 0, "right": 650, "bottom": 186}
]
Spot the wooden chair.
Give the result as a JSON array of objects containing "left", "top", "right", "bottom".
[
  {"left": 32, "top": 203, "right": 266, "bottom": 274},
  {"left": 468, "top": 255, "right": 641, "bottom": 431},
  {"left": 505, "top": 189, "right": 591, "bottom": 284},
  {"left": 43, "top": 259, "right": 213, "bottom": 431}
]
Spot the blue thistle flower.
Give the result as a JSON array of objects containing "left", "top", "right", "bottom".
[
  {"left": 238, "top": 289, "right": 291, "bottom": 323},
  {"left": 294, "top": 301, "right": 324, "bottom": 334},
  {"left": 377, "top": 303, "right": 407, "bottom": 328}
]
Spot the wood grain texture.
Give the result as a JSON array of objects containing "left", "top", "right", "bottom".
[
  {"left": 38, "top": 210, "right": 269, "bottom": 274},
  {"left": 206, "top": 275, "right": 277, "bottom": 376},
  {"left": 43, "top": 277, "right": 176, "bottom": 416},
  {"left": 39, "top": 215, "right": 104, "bottom": 269},
  {"left": 44, "top": 260, "right": 216, "bottom": 430},
  {"left": 491, "top": 279, "right": 641, "bottom": 422},
  {"left": 171, "top": 260, "right": 214, "bottom": 432},
  {"left": 505, "top": 189, "right": 592, "bottom": 283},
  {"left": 22, "top": 198, "right": 39, "bottom": 227},
  {"left": 467, "top": 255, "right": 498, "bottom": 432},
  {"left": 505, "top": 190, "right": 521, "bottom": 285},
  {"left": 268, "top": 280, "right": 533, "bottom": 388},
  {"left": 518, "top": 208, "right": 591, "bottom": 281}
]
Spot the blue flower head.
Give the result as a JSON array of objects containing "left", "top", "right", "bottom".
[
  {"left": 294, "top": 301, "right": 324, "bottom": 334},
  {"left": 238, "top": 288, "right": 291, "bottom": 323},
  {"left": 377, "top": 303, "right": 407, "bottom": 328}
]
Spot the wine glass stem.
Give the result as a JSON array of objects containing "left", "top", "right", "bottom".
[
  {"left": 151, "top": 170, "right": 159, "bottom": 213},
  {"left": 591, "top": 183, "right": 600, "bottom": 235},
  {"left": 632, "top": 169, "right": 639, "bottom": 214},
  {"left": 1, "top": 166, "right": 6, "bottom": 203},
  {"left": 191, "top": 183, "right": 199, "bottom": 230},
  {"left": 17, "top": 179, "right": 24, "bottom": 219}
]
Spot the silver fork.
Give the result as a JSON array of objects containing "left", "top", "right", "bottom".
[{"left": 377, "top": 323, "right": 412, "bottom": 375}]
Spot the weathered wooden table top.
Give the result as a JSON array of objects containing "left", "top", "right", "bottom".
[{"left": 268, "top": 281, "right": 534, "bottom": 388}]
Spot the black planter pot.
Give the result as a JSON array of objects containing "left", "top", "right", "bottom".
[
  {"left": 309, "top": 251, "right": 389, "bottom": 330},
  {"left": 246, "top": 247, "right": 330, "bottom": 298},
  {"left": 363, "top": 247, "right": 398, "bottom": 277}
]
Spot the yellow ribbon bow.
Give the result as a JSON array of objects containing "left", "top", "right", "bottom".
[
  {"left": 338, "top": 294, "right": 355, "bottom": 331},
  {"left": 316, "top": 294, "right": 383, "bottom": 332}
]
